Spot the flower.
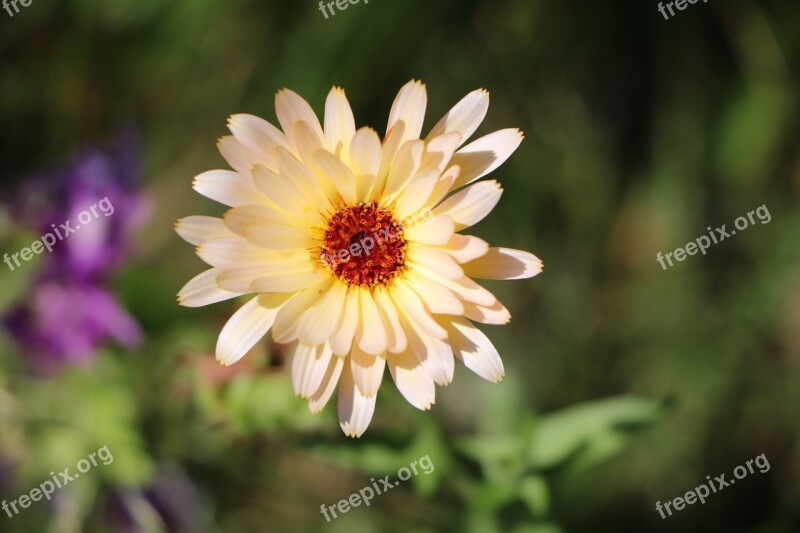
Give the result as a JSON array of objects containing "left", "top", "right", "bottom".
[
  {"left": 3, "top": 131, "right": 148, "bottom": 372},
  {"left": 177, "top": 81, "right": 542, "bottom": 437},
  {"left": 4, "top": 279, "right": 142, "bottom": 372}
]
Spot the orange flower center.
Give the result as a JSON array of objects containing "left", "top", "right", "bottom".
[{"left": 320, "top": 202, "right": 406, "bottom": 287}]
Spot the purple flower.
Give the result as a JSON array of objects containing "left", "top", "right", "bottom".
[
  {"left": 2, "top": 129, "right": 150, "bottom": 371},
  {"left": 4, "top": 279, "right": 142, "bottom": 372}
]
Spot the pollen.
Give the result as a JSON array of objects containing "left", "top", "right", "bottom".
[{"left": 319, "top": 202, "right": 406, "bottom": 287}]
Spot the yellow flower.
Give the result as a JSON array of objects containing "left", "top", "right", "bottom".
[{"left": 176, "top": 80, "right": 542, "bottom": 437}]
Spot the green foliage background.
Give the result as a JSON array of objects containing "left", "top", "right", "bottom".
[{"left": 1, "top": 0, "right": 799, "bottom": 531}]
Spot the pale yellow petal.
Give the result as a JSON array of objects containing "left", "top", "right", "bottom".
[
  {"left": 463, "top": 247, "right": 543, "bottom": 280},
  {"left": 403, "top": 215, "right": 455, "bottom": 246},
  {"left": 215, "top": 293, "right": 293, "bottom": 366},
  {"left": 192, "top": 169, "right": 266, "bottom": 208},
  {"left": 445, "top": 317, "right": 505, "bottom": 383},
  {"left": 175, "top": 216, "right": 233, "bottom": 246},
  {"left": 217, "top": 136, "right": 266, "bottom": 178},
  {"left": 373, "top": 287, "right": 407, "bottom": 354},
  {"left": 463, "top": 299, "right": 511, "bottom": 325},
  {"left": 450, "top": 128, "right": 523, "bottom": 189},
  {"left": 387, "top": 348, "right": 435, "bottom": 410},
  {"left": 434, "top": 233, "right": 489, "bottom": 263},
  {"left": 407, "top": 243, "right": 464, "bottom": 280},
  {"left": 394, "top": 304, "right": 454, "bottom": 386},
  {"left": 393, "top": 168, "right": 440, "bottom": 220},
  {"left": 338, "top": 364, "right": 377, "bottom": 438},
  {"left": 356, "top": 288, "right": 387, "bottom": 355},
  {"left": 426, "top": 89, "right": 489, "bottom": 146},
  {"left": 324, "top": 87, "right": 356, "bottom": 161},
  {"left": 250, "top": 271, "right": 329, "bottom": 293},
  {"left": 433, "top": 180, "right": 502, "bottom": 231},
  {"left": 405, "top": 270, "right": 464, "bottom": 315},
  {"left": 421, "top": 132, "right": 461, "bottom": 173},
  {"left": 292, "top": 342, "right": 334, "bottom": 398},
  {"left": 196, "top": 237, "right": 274, "bottom": 269},
  {"left": 245, "top": 223, "right": 314, "bottom": 250},
  {"left": 275, "top": 88, "right": 325, "bottom": 151},
  {"left": 382, "top": 140, "right": 424, "bottom": 202},
  {"left": 228, "top": 114, "right": 290, "bottom": 171},
  {"left": 350, "top": 345, "right": 386, "bottom": 397},
  {"left": 330, "top": 289, "right": 359, "bottom": 356},
  {"left": 295, "top": 281, "right": 349, "bottom": 346},
  {"left": 313, "top": 150, "right": 358, "bottom": 205},
  {"left": 309, "top": 353, "right": 345, "bottom": 413},
  {"left": 271, "top": 280, "right": 333, "bottom": 343},
  {"left": 390, "top": 280, "right": 447, "bottom": 339},
  {"left": 386, "top": 80, "right": 427, "bottom": 145},
  {"left": 178, "top": 268, "right": 239, "bottom": 307}
]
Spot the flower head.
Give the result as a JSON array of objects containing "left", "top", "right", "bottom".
[{"left": 177, "top": 81, "right": 542, "bottom": 437}]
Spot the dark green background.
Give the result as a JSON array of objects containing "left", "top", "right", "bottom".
[{"left": 1, "top": 0, "right": 799, "bottom": 531}]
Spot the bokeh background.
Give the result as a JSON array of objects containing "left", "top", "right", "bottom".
[{"left": 1, "top": 0, "right": 799, "bottom": 531}]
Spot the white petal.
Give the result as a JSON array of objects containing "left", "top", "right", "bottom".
[
  {"left": 373, "top": 287, "right": 407, "bottom": 353},
  {"left": 425, "top": 164, "right": 460, "bottom": 210},
  {"left": 410, "top": 265, "right": 497, "bottom": 307},
  {"left": 250, "top": 271, "right": 328, "bottom": 293},
  {"left": 393, "top": 168, "right": 440, "bottom": 220},
  {"left": 324, "top": 87, "right": 356, "bottom": 160},
  {"left": 434, "top": 233, "right": 489, "bottom": 263},
  {"left": 330, "top": 289, "right": 359, "bottom": 356},
  {"left": 463, "top": 247, "right": 543, "bottom": 280},
  {"left": 407, "top": 244, "right": 464, "bottom": 280},
  {"left": 193, "top": 170, "right": 266, "bottom": 208},
  {"left": 445, "top": 317, "right": 504, "bottom": 383},
  {"left": 178, "top": 268, "right": 239, "bottom": 307},
  {"left": 338, "top": 364, "right": 377, "bottom": 438},
  {"left": 421, "top": 132, "right": 462, "bottom": 173},
  {"left": 217, "top": 136, "right": 266, "bottom": 178},
  {"left": 271, "top": 280, "right": 333, "bottom": 343},
  {"left": 196, "top": 237, "right": 273, "bottom": 269},
  {"left": 245, "top": 223, "right": 313, "bottom": 250},
  {"left": 252, "top": 165, "right": 315, "bottom": 215},
  {"left": 295, "top": 281, "right": 348, "bottom": 346},
  {"left": 405, "top": 270, "right": 464, "bottom": 315},
  {"left": 275, "top": 88, "right": 325, "bottom": 152},
  {"left": 217, "top": 260, "right": 311, "bottom": 293},
  {"left": 309, "top": 353, "right": 345, "bottom": 413},
  {"left": 433, "top": 180, "right": 502, "bottom": 231},
  {"left": 349, "top": 127, "right": 382, "bottom": 178},
  {"left": 386, "top": 80, "right": 427, "bottom": 146},
  {"left": 390, "top": 280, "right": 447, "bottom": 339},
  {"left": 394, "top": 305, "right": 454, "bottom": 386},
  {"left": 350, "top": 345, "right": 386, "bottom": 397},
  {"left": 450, "top": 128, "right": 523, "bottom": 189},
  {"left": 175, "top": 216, "right": 233, "bottom": 246},
  {"left": 356, "top": 289, "right": 387, "bottom": 355},
  {"left": 227, "top": 114, "right": 290, "bottom": 171},
  {"left": 382, "top": 140, "right": 424, "bottom": 202},
  {"left": 313, "top": 150, "right": 358, "bottom": 206},
  {"left": 427, "top": 89, "right": 489, "bottom": 146},
  {"left": 292, "top": 342, "right": 334, "bottom": 398},
  {"left": 223, "top": 204, "right": 304, "bottom": 236},
  {"left": 387, "top": 349, "right": 435, "bottom": 410},
  {"left": 215, "top": 293, "right": 292, "bottom": 366},
  {"left": 376, "top": 120, "right": 406, "bottom": 187},
  {"left": 463, "top": 300, "right": 511, "bottom": 325},
  {"left": 403, "top": 215, "right": 455, "bottom": 246}
]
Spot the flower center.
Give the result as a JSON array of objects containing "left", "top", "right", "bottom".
[{"left": 319, "top": 202, "right": 406, "bottom": 287}]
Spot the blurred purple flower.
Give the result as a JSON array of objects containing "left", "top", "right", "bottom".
[
  {"left": 2, "top": 129, "right": 151, "bottom": 372},
  {"left": 4, "top": 280, "right": 143, "bottom": 371}
]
